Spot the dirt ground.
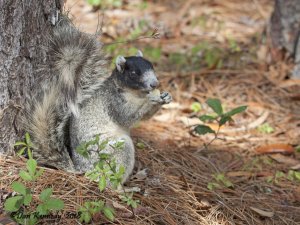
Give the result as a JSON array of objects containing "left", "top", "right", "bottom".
[{"left": 1, "top": 0, "right": 300, "bottom": 224}]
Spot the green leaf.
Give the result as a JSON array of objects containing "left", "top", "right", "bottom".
[
  {"left": 44, "top": 198, "right": 64, "bottom": 210},
  {"left": 19, "top": 170, "right": 33, "bottom": 181},
  {"left": 28, "top": 214, "right": 38, "bottom": 225},
  {"left": 99, "top": 153, "right": 110, "bottom": 160},
  {"left": 222, "top": 179, "right": 234, "bottom": 188},
  {"left": 113, "top": 140, "right": 125, "bottom": 150},
  {"left": 14, "top": 141, "right": 26, "bottom": 146},
  {"left": 40, "top": 188, "right": 53, "bottom": 202},
  {"left": 136, "top": 142, "right": 145, "bottom": 149},
  {"left": 207, "top": 182, "right": 220, "bottom": 190},
  {"left": 194, "top": 125, "right": 215, "bottom": 135},
  {"left": 129, "top": 199, "right": 138, "bottom": 208},
  {"left": 225, "top": 106, "right": 247, "bottom": 117},
  {"left": 118, "top": 165, "right": 125, "bottom": 176},
  {"left": 214, "top": 173, "right": 225, "bottom": 181},
  {"left": 199, "top": 115, "right": 216, "bottom": 122},
  {"left": 17, "top": 147, "right": 27, "bottom": 156},
  {"left": 81, "top": 211, "right": 91, "bottom": 223},
  {"left": 76, "top": 144, "right": 90, "bottom": 159},
  {"left": 36, "top": 203, "right": 48, "bottom": 215},
  {"left": 12, "top": 182, "right": 27, "bottom": 195},
  {"left": 27, "top": 148, "right": 33, "bottom": 159},
  {"left": 99, "top": 176, "right": 107, "bottom": 192},
  {"left": 103, "top": 207, "right": 115, "bottom": 221},
  {"left": 4, "top": 196, "right": 24, "bottom": 212},
  {"left": 87, "top": 0, "right": 101, "bottom": 7},
  {"left": 287, "top": 170, "right": 295, "bottom": 181},
  {"left": 99, "top": 139, "right": 109, "bottom": 151},
  {"left": 191, "top": 102, "right": 202, "bottom": 113},
  {"left": 24, "top": 193, "right": 32, "bottom": 206},
  {"left": 206, "top": 98, "right": 223, "bottom": 115},
  {"left": 25, "top": 132, "right": 31, "bottom": 145},
  {"left": 275, "top": 171, "right": 285, "bottom": 179},
  {"left": 294, "top": 171, "right": 300, "bottom": 181},
  {"left": 27, "top": 159, "right": 37, "bottom": 177},
  {"left": 219, "top": 115, "right": 233, "bottom": 126},
  {"left": 257, "top": 123, "right": 274, "bottom": 134},
  {"left": 35, "top": 168, "right": 44, "bottom": 179},
  {"left": 86, "top": 171, "right": 99, "bottom": 181}
]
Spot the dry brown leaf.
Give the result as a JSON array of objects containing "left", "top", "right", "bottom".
[
  {"left": 178, "top": 116, "right": 201, "bottom": 126},
  {"left": 255, "top": 144, "right": 294, "bottom": 155},
  {"left": 290, "top": 164, "right": 300, "bottom": 170},
  {"left": 249, "top": 207, "right": 274, "bottom": 218},
  {"left": 154, "top": 112, "right": 176, "bottom": 122},
  {"left": 269, "top": 154, "right": 300, "bottom": 166},
  {"left": 162, "top": 102, "right": 183, "bottom": 109},
  {"left": 133, "top": 168, "right": 148, "bottom": 180},
  {"left": 279, "top": 79, "right": 300, "bottom": 88}
]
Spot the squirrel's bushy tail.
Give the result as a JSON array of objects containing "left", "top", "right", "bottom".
[
  {"left": 49, "top": 16, "right": 108, "bottom": 115},
  {"left": 22, "top": 16, "right": 108, "bottom": 170}
]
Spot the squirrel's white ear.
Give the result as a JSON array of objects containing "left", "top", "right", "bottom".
[
  {"left": 116, "top": 56, "right": 126, "bottom": 72},
  {"left": 136, "top": 50, "right": 143, "bottom": 57}
]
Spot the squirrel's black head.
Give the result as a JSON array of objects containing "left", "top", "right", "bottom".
[{"left": 113, "top": 50, "right": 159, "bottom": 93}]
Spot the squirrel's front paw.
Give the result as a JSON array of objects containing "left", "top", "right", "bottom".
[
  {"left": 160, "top": 91, "right": 172, "bottom": 104},
  {"left": 148, "top": 90, "right": 172, "bottom": 104}
]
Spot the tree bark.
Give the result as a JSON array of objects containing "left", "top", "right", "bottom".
[
  {"left": 269, "top": 0, "right": 300, "bottom": 78},
  {"left": 0, "top": 0, "right": 63, "bottom": 154},
  {"left": 270, "top": 0, "right": 300, "bottom": 55}
]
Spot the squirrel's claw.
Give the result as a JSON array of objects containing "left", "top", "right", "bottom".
[{"left": 160, "top": 91, "right": 172, "bottom": 104}]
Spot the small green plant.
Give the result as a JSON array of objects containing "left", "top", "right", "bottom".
[
  {"left": 242, "top": 156, "right": 273, "bottom": 171},
  {"left": 78, "top": 201, "right": 114, "bottom": 223},
  {"left": 6, "top": 135, "right": 64, "bottom": 225},
  {"left": 287, "top": 170, "right": 300, "bottom": 181},
  {"left": 207, "top": 173, "right": 234, "bottom": 190},
  {"left": 204, "top": 48, "right": 223, "bottom": 69},
  {"left": 76, "top": 135, "right": 139, "bottom": 223},
  {"left": 18, "top": 152, "right": 44, "bottom": 182},
  {"left": 195, "top": 98, "right": 247, "bottom": 150},
  {"left": 257, "top": 123, "right": 274, "bottom": 134},
  {"left": 120, "top": 192, "right": 140, "bottom": 208},
  {"left": 267, "top": 170, "right": 300, "bottom": 184},
  {"left": 14, "top": 132, "right": 34, "bottom": 156}
]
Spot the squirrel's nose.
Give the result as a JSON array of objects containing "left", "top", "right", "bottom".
[{"left": 150, "top": 80, "right": 159, "bottom": 89}]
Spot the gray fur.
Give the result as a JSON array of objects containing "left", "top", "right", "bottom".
[
  {"left": 70, "top": 75, "right": 172, "bottom": 182},
  {"left": 22, "top": 15, "right": 172, "bottom": 183}
]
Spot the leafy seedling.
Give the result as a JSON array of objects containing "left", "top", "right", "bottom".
[
  {"left": 14, "top": 132, "right": 34, "bottom": 156},
  {"left": 76, "top": 135, "right": 136, "bottom": 221},
  {"left": 195, "top": 98, "right": 247, "bottom": 150}
]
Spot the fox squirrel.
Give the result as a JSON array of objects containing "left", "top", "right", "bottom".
[{"left": 21, "top": 16, "right": 172, "bottom": 182}]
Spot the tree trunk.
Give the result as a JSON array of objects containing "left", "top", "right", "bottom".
[
  {"left": 269, "top": 0, "right": 300, "bottom": 78},
  {"left": 0, "top": 0, "right": 63, "bottom": 154}
]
